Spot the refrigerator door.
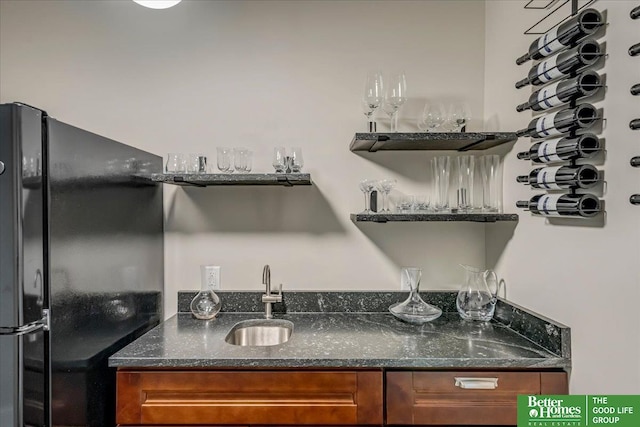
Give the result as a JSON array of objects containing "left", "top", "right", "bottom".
[
  {"left": 46, "top": 117, "right": 163, "bottom": 426},
  {"left": 0, "top": 104, "right": 48, "bottom": 426}
]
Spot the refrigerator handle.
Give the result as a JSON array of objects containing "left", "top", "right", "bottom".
[{"left": 0, "top": 309, "right": 50, "bottom": 336}]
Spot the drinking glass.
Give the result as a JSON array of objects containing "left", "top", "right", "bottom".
[
  {"left": 290, "top": 147, "right": 304, "bottom": 172},
  {"left": 188, "top": 153, "right": 207, "bottom": 174},
  {"left": 362, "top": 71, "right": 384, "bottom": 132},
  {"left": 414, "top": 194, "right": 430, "bottom": 212},
  {"left": 419, "top": 103, "right": 446, "bottom": 132},
  {"left": 383, "top": 72, "right": 407, "bottom": 132},
  {"left": 359, "top": 179, "right": 376, "bottom": 213},
  {"left": 216, "top": 147, "right": 233, "bottom": 173},
  {"left": 166, "top": 153, "right": 186, "bottom": 173},
  {"left": 273, "top": 147, "right": 287, "bottom": 173},
  {"left": 480, "top": 155, "right": 502, "bottom": 213},
  {"left": 456, "top": 155, "right": 475, "bottom": 213},
  {"left": 397, "top": 194, "right": 416, "bottom": 213},
  {"left": 376, "top": 179, "right": 396, "bottom": 213},
  {"left": 432, "top": 156, "right": 451, "bottom": 212},
  {"left": 448, "top": 103, "right": 472, "bottom": 132},
  {"left": 233, "top": 148, "right": 251, "bottom": 172}
]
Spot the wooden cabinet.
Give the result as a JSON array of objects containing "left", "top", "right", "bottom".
[
  {"left": 116, "top": 370, "right": 383, "bottom": 426},
  {"left": 386, "top": 371, "right": 568, "bottom": 425},
  {"left": 116, "top": 369, "right": 567, "bottom": 426}
]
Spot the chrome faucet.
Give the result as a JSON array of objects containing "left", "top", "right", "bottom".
[{"left": 261, "top": 265, "right": 282, "bottom": 319}]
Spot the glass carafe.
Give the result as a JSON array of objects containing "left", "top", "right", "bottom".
[
  {"left": 190, "top": 266, "right": 221, "bottom": 320},
  {"left": 389, "top": 268, "right": 442, "bottom": 324},
  {"left": 456, "top": 264, "right": 499, "bottom": 321}
]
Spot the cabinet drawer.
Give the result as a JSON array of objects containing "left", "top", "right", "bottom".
[
  {"left": 386, "top": 371, "right": 567, "bottom": 425},
  {"left": 116, "top": 370, "right": 383, "bottom": 425}
]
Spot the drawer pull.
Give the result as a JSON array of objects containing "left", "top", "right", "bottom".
[{"left": 454, "top": 377, "right": 499, "bottom": 389}]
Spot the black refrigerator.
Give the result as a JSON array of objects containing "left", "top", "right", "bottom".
[{"left": 0, "top": 103, "right": 164, "bottom": 427}]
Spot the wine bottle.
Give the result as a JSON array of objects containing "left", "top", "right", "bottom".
[
  {"left": 630, "top": 43, "right": 640, "bottom": 57},
  {"left": 516, "top": 193, "right": 601, "bottom": 217},
  {"left": 516, "top": 71, "right": 601, "bottom": 112},
  {"left": 516, "top": 103, "right": 598, "bottom": 138},
  {"left": 632, "top": 5, "right": 640, "bottom": 20},
  {"left": 631, "top": 118, "right": 640, "bottom": 130},
  {"left": 631, "top": 156, "right": 640, "bottom": 168},
  {"left": 516, "top": 8, "right": 603, "bottom": 65},
  {"left": 517, "top": 134, "right": 600, "bottom": 163},
  {"left": 517, "top": 164, "right": 599, "bottom": 189},
  {"left": 515, "top": 39, "right": 601, "bottom": 89},
  {"left": 631, "top": 84, "right": 640, "bottom": 96}
]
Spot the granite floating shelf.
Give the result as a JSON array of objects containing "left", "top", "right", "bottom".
[
  {"left": 148, "top": 173, "right": 312, "bottom": 187},
  {"left": 351, "top": 212, "right": 519, "bottom": 223},
  {"left": 349, "top": 132, "right": 518, "bottom": 152}
]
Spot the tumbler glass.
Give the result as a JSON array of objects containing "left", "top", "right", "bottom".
[
  {"left": 480, "top": 155, "right": 502, "bottom": 213},
  {"left": 233, "top": 148, "right": 250, "bottom": 172},
  {"left": 166, "top": 153, "right": 186, "bottom": 173},
  {"left": 432, "top": 156, "right": 451, "bottom": 212},
  {"left": 217, "top": 148, "right": 233, "bottom": 173},
  {"left": 456, "top": 155, "right": 475, "bottom": 213},
  {"left": 188, "top": 153, "right": 207, "bottom": 174}
]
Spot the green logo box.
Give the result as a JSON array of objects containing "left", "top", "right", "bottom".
[{"left": 518, "top": 395, "right": 640, "bottom": 427}]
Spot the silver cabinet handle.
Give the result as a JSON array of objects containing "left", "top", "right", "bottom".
[
  {"left": 0, "top": 160, "right": 5, "bottom": 175},
  {"left": 454, "top": 377, "right": 499, "bottom": 389}
]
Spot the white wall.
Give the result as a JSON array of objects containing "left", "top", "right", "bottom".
[
  {"left": 484, "top": 0, "right": 640, "bottom": 393},
  {"left": 3, "top": 0, "right": 636, "bottom": 394},
  {"left": 0, "top": 0, "right": 488, "bottom": 315}
]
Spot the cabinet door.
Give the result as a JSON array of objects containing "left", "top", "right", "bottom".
[
  {"left": 386, "top": 371, "right": 567, "bottom": 425},
  {"left": 116, "top": 370, "right": 383, "bottom": 425}
]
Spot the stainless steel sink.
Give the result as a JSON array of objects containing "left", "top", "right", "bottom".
[{"left": 224, "top": 319, "right": 293, "bottom": 346}]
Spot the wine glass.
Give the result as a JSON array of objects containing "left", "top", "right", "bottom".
[
  {"left": 273, "top": 147, "right": 287, "bottom": 173},
  {"left": 376, "top": 179, "right": 397, "bottom": 213},
  {"left": 419, "top": 103, "right": 446, "bottom": 132},
  {"left": 384, "top": 72, "right": 407, "bottom": 132},
  {"left": 359, "top": 179, "right": 377, "bottom": 213},
  {"left": 449, "top": 103, "right": 472, "bottom": 132},
  {"left": 362, "top": 71, "right": 383, "bottom": 132},
  {"left": 290, "top": 147, "right": 304, "bottom": 172}
]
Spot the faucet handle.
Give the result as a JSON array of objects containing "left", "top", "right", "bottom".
[{"left": 276, "top": 283, "right": 283, "bottom": 295}]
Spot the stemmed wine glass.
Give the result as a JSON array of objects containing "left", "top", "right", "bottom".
[
  {"left": 383, "top": 72, "right": 407, "bottom": 132},
  {"left": 376, "top": 179, "right": 397, "bottom": 213},
  {"left": 361, "top": 72, "right": 383, "bottom": 132},
  {"left": 359, "top": 179, "right": 377, "bottom": 213},
  {"left": 418, "top": 103, "right": 446, "bottom": 132},
  {"left": 447, "top": 103, "right": 472, "bottom": 132}
]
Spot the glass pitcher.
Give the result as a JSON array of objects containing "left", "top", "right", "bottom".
[{"left": 456, "top": 264, "right": 499, "bottom": 321}]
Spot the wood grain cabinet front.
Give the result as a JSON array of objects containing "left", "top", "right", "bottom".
[
  {"left": 386, "top": 371, "right": 568, "bottom": 426},
  {"left": 116, "top": 370, "right": 383, "bottom": 426}
]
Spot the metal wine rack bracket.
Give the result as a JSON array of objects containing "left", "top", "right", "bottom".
[{"left": 524, "top": 0, "right": 597, "bottom": 35}]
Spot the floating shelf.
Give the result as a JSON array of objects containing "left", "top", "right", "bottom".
[
  {"left": 148, "top": 173, "right": 312, "bottom": 187},
  {"left": 351, "top": 213, "right": 519, "bottom": 223},
  {"left": 349, "top": 132, "right": 518, "bottom": 152}
]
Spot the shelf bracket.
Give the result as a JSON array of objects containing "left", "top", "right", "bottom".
[
  {"left": 173, "top": 176, "right": 206, "bottom": 187},
  {"left": 458, "top": 135, "right": 491, "bottom": 151}
]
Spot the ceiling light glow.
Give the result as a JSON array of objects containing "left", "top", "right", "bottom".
[{"left": 133, "top": 0, "right": 182, "bottom": 9}]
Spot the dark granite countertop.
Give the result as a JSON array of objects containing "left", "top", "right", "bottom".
[{"left": 109, "top": 292, "right": 570, "bottom": 370}]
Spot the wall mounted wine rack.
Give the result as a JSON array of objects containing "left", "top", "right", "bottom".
[
  {"left": 630, "top": 4, "right": 639, "bottom": 206},
  {"left": 515, "top": 0, "right": 607, "bottom": 219}
]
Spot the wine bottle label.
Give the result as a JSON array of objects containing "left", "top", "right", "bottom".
[
  {"left": 535, "top": 110, "right": 562, "bottom": 137},
  {"left": 538, "top": 27, "right": 564, "bottom": 57},
  {"left": 536, "top": 194, "right": 562, "bottom": 216},
  {"left": 537, "top": 81, "right": 563, "bottom": 109},
  {"left": 536, "top": 166, "right": 563, "bottom": 189},
  {"left": 537, "top": 138, "right": 563, "bottom": 162},
  {"left": 537, "top": 55, "right": 563, "bottom": 83}
]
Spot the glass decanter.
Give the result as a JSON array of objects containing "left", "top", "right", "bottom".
[
  {"left": 190, "top": 266, "right": 221, "bottom": 320},
  {"left": 389, "top": 267, "right": 442, "bottom": 324}
]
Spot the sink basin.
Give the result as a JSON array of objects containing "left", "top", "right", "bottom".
[{"left": 225, "top": 319, "right": 294, "bottom": 347}]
